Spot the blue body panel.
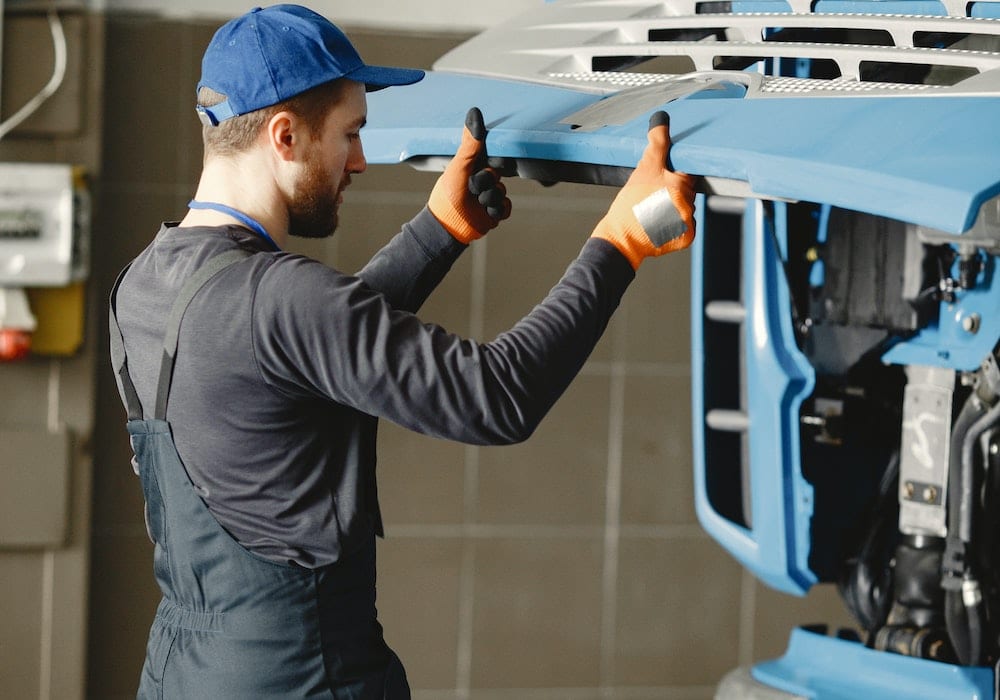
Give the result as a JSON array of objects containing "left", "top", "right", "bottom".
[
  {"left": 366, "top": 72, "right": 1000, "bottom": 234},
  {"left": 755, "top": 628, "right": 994, "bottom": 699},
  {"left": 365, "top": 67, "right": 1000, "bottom": 595}
]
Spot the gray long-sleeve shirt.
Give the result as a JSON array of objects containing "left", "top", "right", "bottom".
[{"left": 113, "top": 207, "right": 635, "bottom": 566}]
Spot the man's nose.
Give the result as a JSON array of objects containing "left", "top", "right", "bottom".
[{"left": 350, "top": 143, "right": 367, "bottom": 174}]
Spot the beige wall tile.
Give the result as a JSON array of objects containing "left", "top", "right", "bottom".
[
  {"left": 470, "top": 536, "right": 603, "bottom": 689},
  {"left": 348, "top": 30, "right": 468, "bottom": 73},
  {"left": 620, "top": 373, "right": 696, "bottom": 526},
  {"left": 378, "top": 420, "right": 467, "bottom": 526},
  {"left": 377, "top": 536, "right": 463, "bottom": 690},
  {"left": 351, "top": 163, "right": 442, "bottom": 196},
  {"left": 477, "top": 374, "right": 610, "bottom": 526},
  {"left": 480, "top": 179, "right": 615, "bottom": 354},
  {"left": 614, "top": 536, "right": 742, "bottom": 687},
  {"left": 0, "top": 361, "right": 54, "bottom": 425},
  {"left": 331, "top": 196, "right": 475, "bottom": 337},
  {"left": 620, "top": 252, "right": 692, "bottom": 365},
  {"left": 55, "top": 334, "right": 99, "bottom": 432},
  {"left": 0, "top": 554, "right": 43, "bottom": 700}
]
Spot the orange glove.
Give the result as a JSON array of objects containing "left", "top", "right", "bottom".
[
  {"left": 592, "top": 111, "right": 696, "bottom": 269},
  {"left": 429, "top": 107, "right": 512, "bottom": 244}
]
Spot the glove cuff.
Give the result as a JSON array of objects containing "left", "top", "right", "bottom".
[
  {"left": 591, "top": 218, "right": 645, "bottom": 270},
  {"left": 429, "top": 193, "right": 484, "bottom": 245}
]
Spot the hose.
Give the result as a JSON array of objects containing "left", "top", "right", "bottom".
[
  {"left": 943, "top": 391, "right": 1000, "bottom": 665},
  {"left": 959, "top": 400, "right": 1000, "bottom": 543},
  {"left": 838, "top": 452, "right": 899, "bottom": 634}
]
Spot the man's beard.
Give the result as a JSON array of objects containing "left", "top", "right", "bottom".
[{"left": 288, "top": 158, "right": 340, "bottom": 239}]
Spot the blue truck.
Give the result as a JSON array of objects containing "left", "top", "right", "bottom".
[{"left": 363, "top": 1, "right": 1000, "bottom": 696}]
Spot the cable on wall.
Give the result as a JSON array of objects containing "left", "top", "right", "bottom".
[{"left": 0, "top": 8, "right": 67, "bottom": 141}]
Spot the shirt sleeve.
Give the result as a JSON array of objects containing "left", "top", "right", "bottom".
[
  {"left": 353, "top": 207, "right": 467, "bottom": 313},
  {"left": 252, "top": 238, "right": 636, "bottom": 445}
]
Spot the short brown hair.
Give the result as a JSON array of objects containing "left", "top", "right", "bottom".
[{"left": 198, "top": 79, "right": 348, "bottom": 157}]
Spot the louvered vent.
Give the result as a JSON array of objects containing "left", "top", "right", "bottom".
[{"left": 435, "top": 0, "right": 1000, "bottom": 98}]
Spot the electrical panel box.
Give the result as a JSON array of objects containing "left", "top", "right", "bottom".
[{"left": 0, "top": 162, "right": 88, "bottom": 286}]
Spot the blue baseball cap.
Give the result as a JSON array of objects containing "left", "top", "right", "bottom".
[{"left": 196, "top": 4, "right": 425, "bottom": 126}]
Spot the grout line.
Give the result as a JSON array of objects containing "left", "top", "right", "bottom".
[
  {"left": 412, "top": 686, "right": 721, "bottom": 700},
  {"left": 599, "top": 359, "right": 626, "bottom": 693},
  {"left": 383, "top": 522, "right": 710, "bottom": 539},
  {"left": 455, "top": 444, "right": 479, "bottom": 698},
  {"left": 39, "top": 551, "right": 55, "bottom": 700},
  {"left": 738, "top": 568, "right": 757, "bottom": 666},
  {"left": 578, "top": 360, "right": 692, "bottom": 378},
  {"left": 455, "top": 237, "right": 490, "bottom": 699},
  {"left": 469, "top": 238, "right": 488, "bottom": 339},
  {"left": 47, "top": 359, "right": 60, "bottom": 433},
  {"left": 455, "top": 530, "right": 475, "bottom": 700},
  {"left": 388, "top": 523, "right": 602, "bottom": 538}
]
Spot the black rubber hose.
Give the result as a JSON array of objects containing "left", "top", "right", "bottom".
[
  {"left": 949, "top": 396, "right": 987, "bottom": 542},
  {"left": 944, "top": 396, "right": 986, "bottom": 665},
  {"left": 960, "top": 400, "right": 1000, "bottom": 542},
  {"left": 944, "top": 395, "right": 1000, "bottom": 665}
]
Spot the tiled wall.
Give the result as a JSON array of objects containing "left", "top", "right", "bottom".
[
  {"left": 0, "top": 9, "right": 103, "bottom": 700},
  {"left": 88, "top": 14, "right": 854, "bottom": 700}
]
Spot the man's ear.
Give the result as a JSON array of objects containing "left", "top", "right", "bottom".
[{"left": 266, "top": 111, "right": 300, "bottom": 162}]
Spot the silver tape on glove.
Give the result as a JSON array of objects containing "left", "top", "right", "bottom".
[{"left": 632, "top": 187, "right": 686, "bottom": 248}]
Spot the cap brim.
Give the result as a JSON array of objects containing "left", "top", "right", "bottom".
[{"left": 349, "top": 65, "right": 426, "bottom": 92}]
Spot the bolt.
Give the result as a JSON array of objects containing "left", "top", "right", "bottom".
[
  {"left": 961, "top": 313, "right": 981, "bottom": 335},
  {"left": 904, "top": 482, "right": 916, "bottom": 499},
  {"left": 924, "top": 486, "right": 938, "bottom": 503}
]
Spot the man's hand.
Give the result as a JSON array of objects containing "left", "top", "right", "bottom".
[
  {"left": 591, "top": 111, "right": 696, "bottom": 269},
  {"left": 429, "top": 107, "right": 512, "bottom": 244}
]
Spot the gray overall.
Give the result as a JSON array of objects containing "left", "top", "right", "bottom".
[{"left": 110, "top": 250, "right": 409, "bottom": 699}]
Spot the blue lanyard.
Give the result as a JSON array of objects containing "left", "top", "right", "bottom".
[{"left": 187, "top": 200, "right": 281, "bottom": 251}]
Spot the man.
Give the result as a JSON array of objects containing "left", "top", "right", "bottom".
[{"left": 110, "top": 4, "right": 696, "bottom": 699}]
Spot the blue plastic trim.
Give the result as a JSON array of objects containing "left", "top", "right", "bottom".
[
  {"left": 971, "top": 2, "right": 1000, "bottom": 18},
  {"left": 754, "top": 628, "right": 994, "bottom": 699},
  {"left": 691, "top": 200, "right": 817, "bottom": 596},
  {"left": 365, "top": 72, "right": 1000, "bottom": 234},
  {"left": 814, "top": 0, "right": 946, "bottom": 14}
]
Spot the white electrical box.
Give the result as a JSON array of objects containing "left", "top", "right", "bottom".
[{"left": 0, "top": 162, "right": 89, "bottom": 286}]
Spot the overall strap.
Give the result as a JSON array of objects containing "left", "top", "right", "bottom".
[
  {"left": 154, "top": 248, "right": 254, "bottom": 420},
  {"left": 109, "top": 264, "right": 144, "bottom": 421}
]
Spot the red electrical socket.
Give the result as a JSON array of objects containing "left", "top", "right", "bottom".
[{"left": 0, "top": 328, "right": 32, "bottom": 361}]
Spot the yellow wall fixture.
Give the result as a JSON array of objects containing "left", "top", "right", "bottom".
[{"left": 26, "top": 282, "right": 85, "bottom": 356}]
